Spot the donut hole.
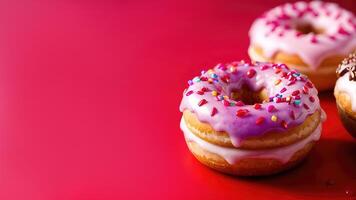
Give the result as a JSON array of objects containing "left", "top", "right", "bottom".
[
  {"left": 295, "top": 22, "right": 324, "bottom": 35},
  {"left": 229, "top": 85, "right": 268, "bottom": 105}
]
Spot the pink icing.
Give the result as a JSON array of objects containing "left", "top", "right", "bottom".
[
  {"left": 179, "top": 61, "right": 323, "bottom": 147},
  {"left": 249, "top": 1, "right": 356, "bottom": 69}
]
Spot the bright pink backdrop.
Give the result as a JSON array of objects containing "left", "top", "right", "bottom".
[{"left": 0, "top": 0, "right": 354, "bottom": 199}]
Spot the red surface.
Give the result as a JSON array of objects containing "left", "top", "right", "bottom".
[{"left": 0, "top": 0, "right": 354, "bottom": 199}]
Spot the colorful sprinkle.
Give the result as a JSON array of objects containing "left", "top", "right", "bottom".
[
  {"left": 217, "top": 95, "right": 224, "bottom": 101},
  {"left": 221, "top": 75, "right": 230, "bottom": 83},
  {"left": 306, "top": 81, "right": 314, "bottom": 88},
  {"left": 295, "top": 32, "right": 303, "bottom": 37},
  {"left": 193, "top": 77, "right": 201, "bottom": 83},
  {"left": 274, "top": 79, "right": 282, "bottom": 85},
  {"left": 201, "top": 87, "right": 208, "bottom": 92},
  {"left": 292, "top": 90, "right": 300, "bottom": 96},
  {"left": 288, "top": 75, "right": 296, "bottom": 81},
  {"left": 274, "top": 97, "right": 282, "bottom": 103},
  {"left": 217, "top": 63, "right": 227, "bottom": 70},
  {"left": 254, "top": 103, "right": 262, "bottom": 110},
  {"left": 329, "top": 35, "right": 337, "bottom": 41},
  {"left": 294, "top": 99, "right": 301, "bottom": 106},
  {"left": 338, "top": 26, "right": 350, "bottom": 36},
  {"left": 280, "top": 87, "right": 287, "bottom": 93},
  {"left": 196, "top": 91, "right": 204, "bottom": 95},
  {"left": 287, "top": 80, "right": 296, "bottom": 86},
  {"left": 256, "top": 117, "right": 265, "bottom": 125},
  {"left": 211, "top": 91, "right": 218, "bottom": 96},
  {"left": 188, "top": 80, "right": 193, "bottom": 85},
  {"left": 303, "top": 103, "right": 310, "bottom": 110},
  {"left": 236, "top": 109, "right": 249, "bottom": 118},
  {"left": 311, "top": 35, "right": 318, "bottom": 44},
  {"left": 200, "top": 77, "right": 208, "bottom": 81},
  {"left": 298, "top": 76, "right": 306, "bottom": 82},
  {"left": 246, "top": 69, "right": 256, "bottom": 78},
  {"left": 272, "top": 64, "right": 280, "bottom": 69},
  {"left": 211, "top": 107, "right": 218, "bottom": 117},
  {"left": 223, "top": 100, "right": 230, "bottom": 106},
  {"left": 229, "top": 66, "right": 236, "bottom": 73},
  {"left": 185, "top": 90, "right": 193, "bottom": 96},
  {"left": 198, "top": 99, "right": 207, "bottom": 106},
  {"left": 271, "top": 115, "right": 278, "bottom": 122},
  {"left": 309, "top": 96, "right": 315, "bottom": 102},
  {"left": 292, "top": 72, "right": 301, "bottom": 77},
  {"left": 281, "top": 72, "right": 287, "bottom": 78},
  {"left": 210, "top": 73, "right": 218, "bottom": 79},
  {"left": 267, "top": 105, "right": 275, "bottom": 112},
  {"left": 260, "top": 65, "right": 269, "bottom": 70}
]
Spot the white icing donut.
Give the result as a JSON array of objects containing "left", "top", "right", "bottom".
[{"left": 249, "top": 1, "right": 356, "bottom": 69}]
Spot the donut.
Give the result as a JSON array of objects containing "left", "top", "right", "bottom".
[
  {"left": 334, "top": 52, "right": 356, "bottom": 137},
  {"left": 179, "top": 61, "right": 325, "bottom": 176},
  {"left": 248, "top": 1, "right": 356, "bottom": 91}
]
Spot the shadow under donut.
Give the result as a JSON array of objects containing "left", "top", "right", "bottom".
[{"left": 228, "top": 138, "right": 356, "bottom": 199}]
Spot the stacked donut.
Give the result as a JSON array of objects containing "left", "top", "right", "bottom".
[{"left": 180, "top": 62, "right": 325, "bottom": 176}]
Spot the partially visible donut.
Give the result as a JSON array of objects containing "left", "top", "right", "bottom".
[
  {"left": 334, "top": 52, "right": 356, "bottom": 137},
  {"left": 179, "top": 61, "right": 325, "bottom": 176},
  {"left": 248, "top": 1, "right": 356, "bottom": 91}
]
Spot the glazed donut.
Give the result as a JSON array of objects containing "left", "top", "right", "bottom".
[
  {"left": 248, "top": 1, "right": 356, "bottom": 91},
  {"left": 334, "top": 52, "right": 356, "bottom": 137},
  {"left": 179, "top": 61, "right": 325, "bottom": 176}
]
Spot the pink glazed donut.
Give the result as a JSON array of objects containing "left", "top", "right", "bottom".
[
  {"left": 248, "top": 1, "right": 356, "bottom": 91},
  {"left": 180, "top": 61, "right": 325, "bottom": 176}
]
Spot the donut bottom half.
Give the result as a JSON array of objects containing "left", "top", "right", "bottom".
[
  {"left": 186, "top": 139, "right": 315, "bottom": 176},
  {"left": 181, "top": 117, "right": 321, "bottom": 176},
  {"left": 248, "top": 45, "right": 345, "bottom": 91}
]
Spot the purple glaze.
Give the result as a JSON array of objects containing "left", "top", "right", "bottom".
[{"left": 179, "top": 61, "right": 322, "bottom": 147}]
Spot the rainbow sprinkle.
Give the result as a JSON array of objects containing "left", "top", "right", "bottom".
[{"left": 271, "top": 115, "right": 278, "bottom": 122}]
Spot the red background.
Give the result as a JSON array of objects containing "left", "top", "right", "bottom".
[{"left": 0, "top": 0, "right": 354, "bottom": 199}]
